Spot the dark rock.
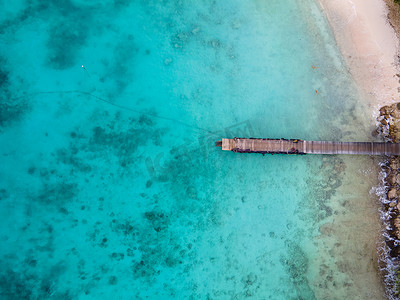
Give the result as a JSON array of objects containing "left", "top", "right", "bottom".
[
  {"left": 387, "top": 173, "right": 396, "bottom": 185},
  {"left": 110, "top": 253, "right": 124, "bottom": 261},
  {"left": 371, "top": 128, "right": 380, "bottom": 137},
  {"left": 108, "top": 276, "right": 118, "bottom": 285},
  {"left": 380, "top": 106, "right": 389, "bottom": 116}
]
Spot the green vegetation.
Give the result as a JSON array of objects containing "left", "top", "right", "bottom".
[
  {"left": 396, "top": 269, "right": 400, "bottom": 296},
  {"left": 395, "top": 0, "right": 400, "bottom": 5}
]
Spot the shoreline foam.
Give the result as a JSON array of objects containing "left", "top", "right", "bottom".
[{"left": 317, "top": 0, "right": 400, "bottom": 298}]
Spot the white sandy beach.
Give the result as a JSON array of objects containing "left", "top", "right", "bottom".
[{"left": 318, "top": 0, "right": 400, "bottom": 117}]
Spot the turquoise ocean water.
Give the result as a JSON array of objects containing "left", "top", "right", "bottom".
[{"left": 0, "top": 0, "right": 383, "bottom": 299}]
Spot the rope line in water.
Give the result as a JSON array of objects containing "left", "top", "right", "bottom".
[{"left": 10, "top": 90, "right": 215, "bottom": 134}]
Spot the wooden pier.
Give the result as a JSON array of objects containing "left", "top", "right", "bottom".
[{"left": 216, "top": 138, "right": 400, "bottom": 156}]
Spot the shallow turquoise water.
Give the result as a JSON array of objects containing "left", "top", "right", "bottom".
[{"left": 0, "top": 0, "right": 377, "bottom": 299}]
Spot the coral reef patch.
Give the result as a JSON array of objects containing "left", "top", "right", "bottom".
[{"left": 0, "top": 57, "right": 29, "bottom": 128}]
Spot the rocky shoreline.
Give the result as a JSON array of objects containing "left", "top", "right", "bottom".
[
  {"left": 376, "top": 103, "right": 400, "bottom": 298},
  {"left": 375, "top": 1, "right": 400, "bottom": 298}
]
